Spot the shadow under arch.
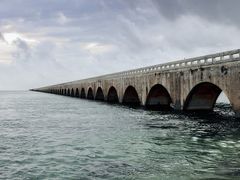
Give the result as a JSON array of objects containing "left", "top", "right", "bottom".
[
  {"left": 122, "top": 85, "right": 140, "bottom": 106},
  {"left": 75, "top": 88, "right": 79, "bottom": 97},
  {"left": 146, "top": 84, "right": 172, "bottom": 110},
  {"left": 87, "top": 87, "right": 94, "bottom": 100},
  {"left": 95, "top": 87, "right": 104, "bottom": 101},
  {"left": 64, "top": 89, "right": 67, "bottom": 96},
  {"left": 184, "top": 82, "right": 225, "bottom": 111},
  {"left": 107, "top": 86, "right": 119, "bottom": 103},
  {"left": 80, "top": 88, "right": 86, "bottom": 98},
  {"left": 70, "top": 88, "right": 74, "bottom": 97}
]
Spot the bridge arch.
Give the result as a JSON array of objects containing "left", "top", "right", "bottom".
[
  {"left": 87, "top": 87, "right": 94, "bottom": 100},
  {"left": 80, "top": 88, "right": 86, "bottom": 98},
  {"left": 95, "top": 87, "right": 104, "bottom": 101},
  {"left": 146, "top": 84, "right": 172, "bottom": 110},
  {"left": 107, "top": 86, "right": 119, "bottom": 103},
  {"left": 75, "top": 88, "right": 79, "bottom": 97},
  {"left": 70, "top": 88, "right": 74, "bottom": 97},
  {"left": 122, "top": 85, "right": 140, "bottom": 106},
  {"left": 184, "top": 82, "right": 226, "bottom": 111}
]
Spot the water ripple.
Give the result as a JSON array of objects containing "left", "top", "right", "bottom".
[{"left": 0, "top": 91, "right": 240, "bottom": 179}]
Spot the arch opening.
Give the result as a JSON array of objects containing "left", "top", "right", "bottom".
[
  {"left": 107, "top": 86, "right": 119, "bottom": 103},
  {"left": 95, "top": 87, "right": 104, "bottom": 101},
  {"left": 70, "top": 88, "right": 74, "bottom": 97},
  {"left": 146, "top": 84, "right": 172, "bottom": 110},
  {"left": 184, "top": 82, "right": 222, "bottom": 111},
  {"left": 75, "top": 88, "right": 79, "bottom": 97},
  {"left": 87, "top": 87, "right": 94, "bottom": 100},
  {"left": 67, "top": 89, "right": 70, "bottom": 96},
  {"left": 122, "top": 86, "right": 140, "bottom": 107},
  {"left": 64, "top": 89, "right": 67, "bottom": 96},
  {"left": 80, "top": 88, "right": 86, "bottom": 98}
]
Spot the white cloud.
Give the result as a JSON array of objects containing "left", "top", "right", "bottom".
[
  {"left": 3, "top": 32, "right": 37, "bottom": 44},
  {"left": 80, "top": 42, "right": 115, "bottom": 54},
  {"left": 56, "top": 12, "right": 70, "bottom": 25}
]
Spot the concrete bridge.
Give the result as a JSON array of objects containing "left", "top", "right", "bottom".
[{"left": 32, "top": 49, "right": 240, "bottom": 117}]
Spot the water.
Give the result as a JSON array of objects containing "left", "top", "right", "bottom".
[{"left": 0, "top": 91, "right": 240, "bottom": 180}]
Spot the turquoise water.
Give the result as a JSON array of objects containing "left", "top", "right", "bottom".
[{"left": 0, "top": 91, "right": 240, "bottom": 179}]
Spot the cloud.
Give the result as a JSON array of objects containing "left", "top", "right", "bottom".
[
  {"left": 0, "top": 32, "right": 4, "bottom": 41},
  {"left": 0, "top": 0, "right": 240, "bottom": 90},
  {"left": 151, "top": 0, "right": 240, "bottom": 28}
]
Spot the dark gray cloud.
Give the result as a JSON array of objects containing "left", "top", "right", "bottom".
[{"left": 152, "top": 0, "right": 240, "bottom": 27}]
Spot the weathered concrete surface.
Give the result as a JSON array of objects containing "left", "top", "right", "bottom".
[{"left": 32, "top": 49, "right": 240, "bottom": 117}]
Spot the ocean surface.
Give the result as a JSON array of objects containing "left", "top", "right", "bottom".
[{"left": 0, "top": 91, "right": 240, "bottom": 180}]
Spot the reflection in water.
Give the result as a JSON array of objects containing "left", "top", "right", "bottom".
[{"left": 0, "top": 91, "right": 240, "bottom": 179}]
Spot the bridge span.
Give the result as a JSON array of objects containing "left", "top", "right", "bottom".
[{"left": 32, "top": 49, "right": 240, "bottom": 117}]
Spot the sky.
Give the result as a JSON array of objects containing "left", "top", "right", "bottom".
[{"left": 0, "top": 0, "right": 240, "bottom": 90}]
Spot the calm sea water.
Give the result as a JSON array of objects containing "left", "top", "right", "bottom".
[{"left": 0, "top": 91, "right": 240, "bottom": 180}]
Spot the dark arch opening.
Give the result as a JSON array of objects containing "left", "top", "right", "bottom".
[
  {"left": 71, "top": 88, "right": 74, "bottom": 97},
  {"left": 122, "top": 86, "right": 140, "bottom": 106},
  {"left": 146, "top": 84, "right": 172, "bottom": 110},
  {"left": 64, "top": 89, "right": 67, "bottom": 96},
  {"left": 87, "top": 87, "right": 94, "bottom": 100},
  {"left": 107, "top": 86, "right": 119, "bottom": 103},
  {"left": 61, "top": 89, "right": 64, "bottom": 95},
  {"left": 80, "top": 88, "right": 86, "bottom": 98},
  {"left": 184, "top": 82, "right": 222, "bottom": 111},
  {"left": 67, "top": 89, "right": 70, "bottom": 96},
  {"left": 75, "top": 88, "right": 79, "bottom": 97},
  {"left": 95, "top": 87, "right": 104, "bottom": 101}
]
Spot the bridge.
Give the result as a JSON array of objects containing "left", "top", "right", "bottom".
[{"left": 32, "top": 49, "right": 240, "bottom": 117}]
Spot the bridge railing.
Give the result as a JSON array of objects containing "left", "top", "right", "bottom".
[
  {"left": 43, "top": 49, "right": 240, "bottom": 88},
  {"left": 117, "top": 49, "right": 240, "bottom": 77}
]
